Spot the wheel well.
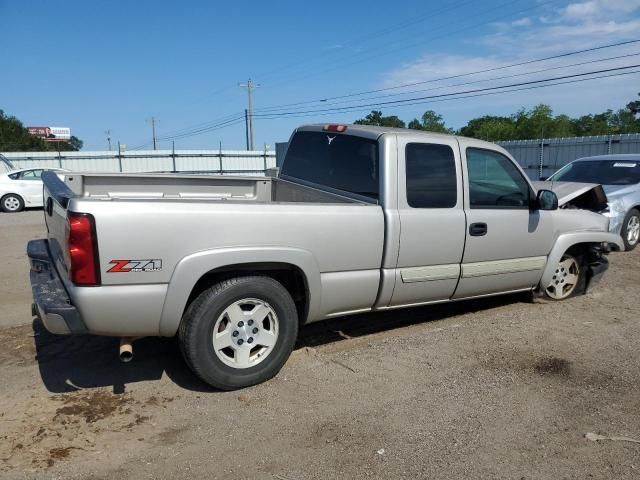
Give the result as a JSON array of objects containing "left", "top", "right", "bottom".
[
  {"left": 1, "top": 193, "right": 23, "bottom": 200},
  {"left": 185, "top": 262, "right": 309, "bottom": 323},
  {"left": 566, "top": 243, "right": 589, "bottom": 257}
]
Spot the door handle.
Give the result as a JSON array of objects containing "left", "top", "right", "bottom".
[{"left": 469, "top": 222, "right": 487, "bottom": 236}]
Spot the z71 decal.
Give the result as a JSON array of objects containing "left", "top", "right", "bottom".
[{"left": 108, "top": 259, "right": 162, "bottom": 273}]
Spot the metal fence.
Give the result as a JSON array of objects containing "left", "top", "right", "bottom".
[
  {"left": 6, "top": 133, "right": 640, "bottom": 181},
  {"left": 497, "top": 133, "right": 640, "bottom": 180},
  {"left": 1, "top": 149, "right": 277, "bottom": 175}
]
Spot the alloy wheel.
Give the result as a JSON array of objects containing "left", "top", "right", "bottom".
[
  {"left": 626, "top": 215, "right": 640, "bottom": 246},
  {"left": 211, "top": 298, "right": 279, "bottom": 369},
  {"left": 545, "top": 255, "right": 580, "bottom": 300}
]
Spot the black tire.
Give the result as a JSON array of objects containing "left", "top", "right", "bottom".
[
  {"left": 179, "top": 276, "right": 298, "bottom": 390},
  {"left": 542, "top": 252, "right": 586, "bottom": 301},
  {"left": 620, "top": 208, "right": 640, "bottom": 251},
  {"left": 1, "top": 194, "right": 25, "bottom": 213}
]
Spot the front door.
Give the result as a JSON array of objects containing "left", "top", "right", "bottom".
[
  {"left": 453, "top": 141, "right": 554, "bottom": 299},
  {"left": 389, "top": 137, "right": 466, "bottom": 307}
]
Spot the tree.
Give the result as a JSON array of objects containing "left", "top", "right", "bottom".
[
  {"left": 353, "top": 93, "right": 640, "bottom": 142},
  {"left": 0, "top": 110, "right": 47, "bottom": 151},
  {"left": 66, "top": 136, "right": 84, "bottom": 151},
  {"left": 458, "top": 115, "right": 517, "bottom": 141},
  {"left": 513, "top": 104, "right": 556, "bottom": 139},
  {"left": 0, "top": 109, "right": 83, "bottom": 152},
  {"left": 572, "top": 112, "right": 611, "bottom": 136},
  {"left": 627, "top": 92, "right": 640, "bottom": 117},
  {"left": 354, "top": 110, "right": 406, "bottom": 128},
  {"left": 407, "top": 110, "right": 452, "bottom": 133}
]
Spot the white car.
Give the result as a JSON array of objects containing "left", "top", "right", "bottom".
[{"left": 0, "top": 168, "right": 68, "bottom": 213}]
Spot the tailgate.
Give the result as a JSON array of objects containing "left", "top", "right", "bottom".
[{"left": 42, "top": 170, "right": 75, "bottom": 284}]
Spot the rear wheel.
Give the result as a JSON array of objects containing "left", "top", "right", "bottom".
[
  {"left": 621, "top": 209, "right": 640, "bottom": 251},
  {"left": 1, "top": 194, "right": 24, "bottom": 213},
  {"left": 179, "top": 276, "right": 298, "bottom": 390},
  {"left": 544, "top": 253, "right": 585, "bottom": 300}
]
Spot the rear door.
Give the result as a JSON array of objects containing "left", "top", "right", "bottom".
[
  {"left": 389, "top": 136, "right": 466, "bottom": 306},
  {"left": 453, "top": 140, "right": 554, "bottom": 299},
  {"left": 19, "top": 169, "right": 45, "bottom": 205}
]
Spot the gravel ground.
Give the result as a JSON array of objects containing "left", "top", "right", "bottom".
[
  {"left": 0, "top": 210, "right": 45, "bottom": 329},
  {"left": 0, "top": 210, "right": 639, "bottom": 479}
]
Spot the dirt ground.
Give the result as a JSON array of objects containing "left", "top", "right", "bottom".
[
  {"left": 1, "top": 210, "right": 639, "bottom": 479},
  {"left": 0, "top": 211, "right": 45, "bottom": 329}
]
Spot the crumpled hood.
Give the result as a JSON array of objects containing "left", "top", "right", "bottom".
[{"left": 532, "top": 181, "right": 602, "bottom": 206}]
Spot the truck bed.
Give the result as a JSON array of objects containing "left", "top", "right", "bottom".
[
  {"left": 42, "top": 171, "right": 385, "bottom": 335},
  {"left": 62, "top": 173, "right": 365, "bottom": 204}
]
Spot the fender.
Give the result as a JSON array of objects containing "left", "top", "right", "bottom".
[
  {"left": 158, "top": 246, "right": 321, "bottom": 336},
  {"left": 539, "top": 231, "right": 623, "bottom": 288}
]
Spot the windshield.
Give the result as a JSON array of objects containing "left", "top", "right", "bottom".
[
  {"left": 281, "top": 131, "right": 379, "bottom": 201},
  {"left": 551, "top": 160, "right": 640, "bottom": 185}
]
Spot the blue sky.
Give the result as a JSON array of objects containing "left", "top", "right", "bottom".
[{"left": 2, "top": 0, "right": 640, "bottom": 151}]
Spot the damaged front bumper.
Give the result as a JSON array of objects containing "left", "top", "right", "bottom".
[{"left": 584, "top": 243, "right": 611, "bottom": 291}]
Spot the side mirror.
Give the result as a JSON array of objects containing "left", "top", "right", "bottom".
[{"left": 536, "top": 189, "right": 558, "bottom": 211}]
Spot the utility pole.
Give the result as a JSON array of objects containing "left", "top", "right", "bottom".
[
  {"left": 148, "top": 117, "right": 158, "bottom": 150},
  {"left": 105, "top": 130, "right": 112, "bottom": 151},
  {"left": 244, "top": 109, "right": 250, "bottom": 150},
  {"left": 239, "top": 79, "right": 259, "bottom": 150}
]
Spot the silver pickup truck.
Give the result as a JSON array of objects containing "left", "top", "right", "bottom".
[{"left": 29, "top": 124, "right": 623, "bottom": 389}]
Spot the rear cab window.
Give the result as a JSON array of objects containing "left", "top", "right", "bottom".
[
  {"left": 282, "top": 131, "right": 379, "bottom": 201},
  {"left": 405, "top": 143, "right": 457, "bottom": 208}
]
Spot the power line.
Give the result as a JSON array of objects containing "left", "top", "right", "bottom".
[
  {"left": 152, "top": 112, "right": 244, "bottom": 139},
  {"left": 253, "top": 64, "right": 640, "bottom": 118},
  {"left": 125, "top": 0, "right": 554, "bottom": 148},
  {"left": 254, "top": 69, "right": 640, "bottom": 121},
  {"left": 131, "top": 56, "right": 640, "bottom": 148},
  {"left": 148, "top": 0, "right": 481, "bottom": 115},
  {"left": 137, "top": 0, "right": 542, "bottom": 129},
  {"left": 254, "top": 0, "right": 479, "bottom": 80},
  {"left": 263, "top": 0, "right": 552, "bottom": 89},
  {"left": 128, "top": 116, "right": 245, "bottom": 150},
  {"left": 259, "top": 51, "right": 640, "bottom": 113},
  {"left": 128, "top": 111, "right": 245, "bottom": 149},
  {"left": 255, "top": 39, "right": 640, "bottom": 113}
]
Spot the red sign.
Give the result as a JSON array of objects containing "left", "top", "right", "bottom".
[{"left": 27, "top": 126, "right": 51, "bottom": 138}]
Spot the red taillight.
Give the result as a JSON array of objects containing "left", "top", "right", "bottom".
[
  {"left": 323, "top": 124, "right": 347, "bottom": 133},
  {"left": 66, "top": 212, "right": 100, "bottom": 286}
]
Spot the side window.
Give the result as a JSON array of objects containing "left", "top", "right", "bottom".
[
  {"left": 21, "top": 169, "right": 43, "bottom": 179},
  {"left": 466, "top": 148, "right": 530, "bottom": 208},
  {"left": 406, "top": 143, "right": 457, "bottom": 208}
]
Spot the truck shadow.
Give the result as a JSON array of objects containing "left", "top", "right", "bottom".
[{"left": 33, "top": 293, "right": 527, "bottom": 394}]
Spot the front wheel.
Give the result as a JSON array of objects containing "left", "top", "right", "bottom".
[
  {"left": 621, "top": 208, "right": 640, "bottom": 251},
  {"left": 1, "top": 194, "right": 24, "bottom": 213},
  {"left": 179, "top": 276, "right": 298, "bottom": 390},
  {"left": 543, "top": 253, "right": 585, "bottom": 300}
]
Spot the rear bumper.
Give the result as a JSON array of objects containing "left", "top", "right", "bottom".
[{"left": 28, "top": 239, "right": 87, "bottom": 335}]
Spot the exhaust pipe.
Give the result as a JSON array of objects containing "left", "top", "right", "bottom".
[{"left": 119, "top": 337, "right": 134, "bottom": 363}]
